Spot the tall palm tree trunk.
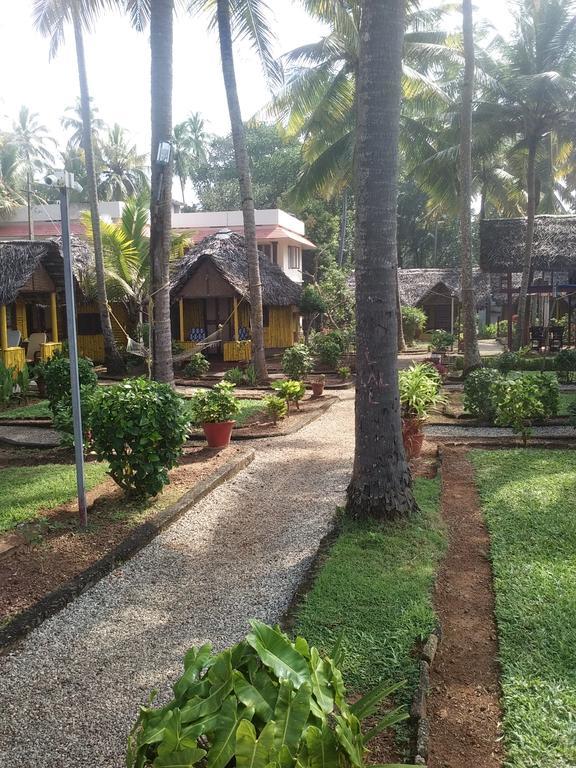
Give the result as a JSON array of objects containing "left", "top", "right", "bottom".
[
  {"left": 26, "top": 168, "right": 35, "bottom": 240},
  {"left": 516, "top": 141, "right": 537, "bottom": 350},
  {"left": 149, "top": 0, "right": 175, "bottom": 384},
  {"left": 216, "top": 0, "right": 268, "bottom": 383},
  {"left": 459, "top": 0, "right": 481, "bottom": 372},
  {"left": 338, "top": 188, "right": 348, "bottom": 266},
  {"left": 346, "top": 0, "right": 416, "bottom": 520},
  {"left": 396, "top": 271, "right": 407, "bottom": 352},
  {"left": 72, "top": 10, "right": 123, "bottom": 374}
]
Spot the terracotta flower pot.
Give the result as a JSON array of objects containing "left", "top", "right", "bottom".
[
  {"left": 402, "top": 417, "right": 425, "bottom": 460},
  {"left": 202, "top": 420, "right": 235, "bottom": 449},
  {"left": 311, "top": 380, "right": 325, "bottom": 397}
]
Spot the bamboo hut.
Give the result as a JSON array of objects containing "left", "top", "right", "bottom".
[{"left": 171, "top": 230, "right": 302, "bottom": 361}]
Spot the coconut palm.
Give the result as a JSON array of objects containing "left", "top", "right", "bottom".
[
  {"left": 62, "top": 98, "right": 106, "bottom": 149},
  {"left": 97, "top": 123, "right": 149, "bottom": 201},
  {"left": 346, "top": 0, "right": 417, "bottom": 519},
  {"left": 0, "top": 135, "right": 22, "bottom": 215},
  {"left": 188, "top": 0, "right": 281, "bottom": 384},
  {"left": 33, "top": 0, "right": 124, "bottom": 373},
  {"left": 11, "top": 106, "right": 56, "bottom": 239},
  {"left": 173, "top": 112, "right": 208, "bottom": 204}
]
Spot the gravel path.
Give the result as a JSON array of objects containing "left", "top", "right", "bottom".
[
  {"left": 0, "top": 393, "right": 354, "bottom": 768},
  {"left": 426, "top": 424, "right": 576, "bottom": 438}
]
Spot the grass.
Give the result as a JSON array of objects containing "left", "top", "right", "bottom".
[
  {"left": 0, "top": 462, "right": 109, "bottom": 532},
  {"left": 558, "top": 392, "right": 576, "bottom": 415},
  {"left": 0, "top": 400, "right": 52, "bottom": 419},
  {"left": 294, "top": 477, "right": 445, "bottom": 704},
  {"left": 470, "top": 449, "right": 576, "bottom": 768}
]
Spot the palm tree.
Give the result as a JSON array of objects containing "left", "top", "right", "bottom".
[
  {"left": 33, "top": 0, "right": 125, "bottom": 374},
  {"left": 173, "top": 112, "right": 208, "bottom": 204},
  {"left": 0, "top": 135, "right": 22, "bottom": 215},
  {"left": 11, "top": 106, "right": 56, "bottom": 239},
  {"left": 459, "top": 0, "right": 481, "bottom": 372},
  {"left": 97, "top": 123, "right": 149, "bottom": 201},
  {"left": 62, "top": 98, "right": 106, "bottom": 149},
  {"left": 189, "top": 0, "right": 280, "bottom": 384},
  {"left": 346, "top": 0, "right": 417, "bottom": 519}
]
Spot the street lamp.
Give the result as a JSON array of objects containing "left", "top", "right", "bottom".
[{"left": 44, "top": 171, "right": 87, "bottom": 526}]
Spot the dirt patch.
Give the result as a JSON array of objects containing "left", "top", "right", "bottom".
[
  {"left": 0, "top": 445, "right": 243, "bottom": 623},
  {"left": 427, "top": 447, "right": 503, "bottom": 768},
  {"left": 0, "top": 444, "right": 77, "bottom": 467}
]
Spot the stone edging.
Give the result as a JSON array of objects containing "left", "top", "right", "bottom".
[
  {"left": 0, "top": 447, "right": 255, "bottom": 653},
  {"left": 411, "top": 628, "right": 441, "bottom": 765}
]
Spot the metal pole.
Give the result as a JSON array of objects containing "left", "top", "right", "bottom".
[
  {"left": 60, "top": 184, "right": 87, "bottom": 526},
  {"left": 450, "top": 294, "right": 455, "bottom": 336}
]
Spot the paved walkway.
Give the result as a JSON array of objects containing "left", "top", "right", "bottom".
[{"left": 0, "top": 393, "right": 355, "bottom": 768}]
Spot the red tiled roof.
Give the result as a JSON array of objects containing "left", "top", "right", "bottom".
[
  {"left": 174, "top": 224, "right": 316, "bottom": 249},
  {"left": 0, "top": 221, "right": 86, "bottom": 238}
]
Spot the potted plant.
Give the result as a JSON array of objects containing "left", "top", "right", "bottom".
[
  {"left": 310, "top": 374, "right": 325, "bottom": 397},
  {"left": 430, "top": 329, "right": 455, "bottom": 353},
  {"left": 188, "top": 381, "right": 240, "bottom": 448},
  {"left": 399, "top": 363, "right": 444, "bottom": 459}
]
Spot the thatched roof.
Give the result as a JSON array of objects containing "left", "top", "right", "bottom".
[
  {"left": 171, "top": 230, "right": 302, "bottom": 306},
  {"left": 398, "top": 268, "right": 491, "bottom": 307},
  {"left": 0, "top": 237, "right": 91, "bottom": 306},
  {"left": 480, "top": 215, "right": 576, "bottom": 272}
]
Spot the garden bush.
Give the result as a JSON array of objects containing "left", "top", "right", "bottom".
[
  {"left": 282, "top": 344, "right": 313, "bottom": 379},
  {"left": 299, "top": 284, "right": 326, "bottom": 315},
  {"left": 430, "top": 329, "right": 454, "bottom": 351},
  {"left": 52, "top": 385, "right": 97, "bottom": 448},
  {"left": 44, "top": 354, "right": 98, "bottom": 411},
  {"left": 338, "top": 365, "right": 351, "bottom": 380},
  {"left": 492, "top": 376, "right": 545, "bottom": 445},
  {"left": 91, "top": 378, "right": 190, "bottom": 498},
  {"left": 263, "top": 394, "right": 288, "bottom": 423},
  {"left": 399, "top": 363, "right": 444, "bottom": 420},
  {"left": 401, "top": 306, "right": 427, "bottom": 345},
  {"left": 223, "top": 366, "right": 247, "bottom": 385},
  {"left": 477, "top": 322, "right": 497, "bottom": 339},
  {"left": 555, "top": 348, "right": 576, "bottom": 383},
  {"left": 309, "top": 330, "right": 345, "bottom": 368},
  {"left": 183, "top": 353, "right": 210, "bottom": 379},
  {"left": 463, "top": 368, "right": 503, "bottom": 420},
  {"left": 527, "top": 372, "right": 559, "bottom": 418},
  {"left": 126, "top": 620, "right": 404, "bottom": 768},
  {"left": 272, "top": 379, "right": 306, "bottom": 411},
  {"left": 0, "top": 361, "right": 14, "bottom": 409},
  {"left": 188, "top": 381, "right": 240, "bottom": 425},
  {"left": 422, "top": 357, "right": 448, "bottom": 381}
]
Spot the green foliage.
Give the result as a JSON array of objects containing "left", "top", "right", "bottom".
[
  {"left": 224, "top": 367, "right": 248, "bottom": 385},
  {"left": 492, "top": 377, "right": 545, "bottom": 445},
  {"left": 309, "top": 330, "right": 346, "bottom": 368},
  {"left": 244, "top": 365, "right": 257, "bottom": 387},
  {"left": 282, "top": 344, "right": 313, "bottom": 380},
  {"left": 528, "top": 373, "right": 559, "bottom": 419},
  {"left": 337, "top": 366, "right": 351, "bottom": 380},
  {"left": 15, "top": 364, "right": 30, "bottom": 401},
  {"left": 315, "top": 266, "right": 355, "bottom": 331},
  {"left": 52, "top": 384, "right": 97, "bottom": 448},
  {"left": 43, "top": 355, "right": 98, "bottom": 411},
  {"left": 568, "top": 399, "right": 576, "bottom": 427},
  {"left": 0, "top": 400, "right": 51, "bottom": 420},
  {"left": 401, "top": 306, "right": 427, "bottom": 345},
  {"left": 0, "top": 361, "right": 14, "bottom": 409},
  {"left": 272, "top": 380, "right": 306, "bottom": 411},
  {"left": 263, "top": 395, "right": 288, "bottom": 424},
  {"left": 300, "top": 285, "right": 326, "bottom": 315},
  {"left": 398, "top": 363, "right": 443, "bottom": 421},
  {"left": 91, "top": 379, "right": 190, "bottom": 499},
  {"left": 184, "top": 353, "right": 211, "bottom": 379},
  {"left": 477, "top": 322, "right": 497, "bottom": 340},
  {"left": 430, "top": 329, "right": 454, "bottom": 351},
  {"left": 127, "top": 620, "right": 407, "bottom": 768},
  {"left": 471, "top": 450, "right": 576, "bottom": 767},
  {"left": 188, "top": 382, "right": 240, "bottom": 425},
  {"left": 463, "top": 368, "right": 503, "bottom": 420},
  {"left": 555, "top": 349, "right": 576, "bottom": 383}
]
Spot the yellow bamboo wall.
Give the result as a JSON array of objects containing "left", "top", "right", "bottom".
[
  {"left": 183, "top": 300, "right": 205, "bottom": 339},
  {"left": 15, "top": 301, "right": 28, "bottom": 339},
  {"left": 77, "top": 302, "right": 127, "bottom": 346},
  {"left": 40, "top": 342, "right": 63, "bottom": 362},
  {"left": 264, "top": 306, "right": 295, "bottom": 348},
  {"left": 78, "top": 335, "right": 105, "bottom": 362},
  {"left": 1, "top": 347, "right": 25, "bottom": 374},
  {"left": 223, "top": 341, "right": 252, "bottom": 362}
]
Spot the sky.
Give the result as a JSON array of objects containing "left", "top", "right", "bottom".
[{"left": 0, "top": 0, "right": 515, "bottom": 159}]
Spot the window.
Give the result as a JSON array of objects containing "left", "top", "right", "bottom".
[
  {"left": 288, "top": 246, "right": 301, "bottom": 270},
  {"left": 77, "top": 313, "right": 102, "bottom": 335},
  {"left": 258, "top": 242, "right": 278, "bottom": 265}
]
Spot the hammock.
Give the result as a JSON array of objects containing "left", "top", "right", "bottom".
[{"left": 126, "top": 325, "right": 225, "bottom": 362}]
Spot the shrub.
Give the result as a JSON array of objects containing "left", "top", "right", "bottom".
[
  {"left": 300, "top": 284, "right": 326, "bottom": 314},
  {"left": 188, "top": 381, "right": 240, "bottom": 424},
  {"left": 282, "top": 344, "right": 313, "bottom": 380},
  {"left": 463, "top": 368, "right": 503, "bottom": 420},
  {"left": 422, "top": 357, "right": 448, "bottom": 381},
  {"left": 477, "top": 322, "right": 497, "bottom": 340},
  {"left": 91, "top": 378, "right": 190, "bottom": 498},
  {"left": 492, "top": 377, "right": 545, "bottom": 446},
  {"left": 495, "top": 351, "right": 519, "bottom": 376},
  {"left": 310, "top": 330, "right": 345, "bottom": 368},
  {"left": 272, "top": 379, "right": 306, "bottom": 411},
  {"left": 419, "top": 361, "right": 443, "bottom": 389},
  {"left": 223, "top": 366, "right": 246, "bottom": 385},
  {"left": 263, "top": 394, "right": 288, "bottom": 424},
  {"left": 44, "top": 355, "right": 98, "bottom": 411},
  {"left": 398, "top": 363, "right": 444, "bottom": 421},
  {"left": 126, "top": 620, "right": 404, "bottom": 768},
  {"left": 430, "top": 329, "right": 454, "bottom": 351},
  {"left": 337, "top": 365, "right": 351, "bottom": 380},
  {"left": 183, "top": 353, "right": 210, "bottom": 379},
  {"left": 0, "top": 361, "right": 14, "bottom": 409},
  {"left": 245, "top": 365, "right": 257, "bottom": 386},
  {"left": 52, "top": 385, "right": 97, "bottom": 449},
  {"left": 555, "top": 349, "right": 576, "bottom": 384},
  {"left": 527, "top": 373, "right": 559, "bottom": 419},
  {"left": 401, "top": 306, "right": 427, "bottom": 345}
]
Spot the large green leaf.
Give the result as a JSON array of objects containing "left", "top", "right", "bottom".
[
  {"left": 248, "top": 665, "right": 279, "bottom": 712},
  {"left": 349, "top": 680, "right": 404, "bottom": 720},
  {"left": 181, "top": 651, "right": 234, "bottom": 723},
  {"left": 235, "top": 719, "right": 276, "bottom": 768},
  {"left": 233, "top": 670, "right": 274, "bottom": 720},
  {"left": 308, "top": 648, "right": 334, "bottom": 715},
  {"left": 207, "top": 697, "right": 254, "bottom": 768},
  {"left": 334, "top": 713, "right": 364, "bottom": 768},
  {"left": 153, "top": 747, "right": 207, "bottom": 768},
  {"left": 247, "top": 621, "right": 310, "bottom": 689},
  {"left": 273, "top": 680, "right": 312, "bottom": 757},
  {"left": 304, "top": 725, "right": 339, "bottom": 768}
]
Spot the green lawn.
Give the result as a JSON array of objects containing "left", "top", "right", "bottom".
[
  {"left": 558, "top": 392, "right": 576, "bottom": 415},
  {"left": 0, "top": 400, "right": 52, "bottom": 420},
  {"left": 185, "top": 398, "right": 265, "bottom": 428},
  {"left": 294, "top": 477, "right": 445, "bottom": 705},
  {"left": 0, "top": 462, "right": 109, "bottom": 532},
  {"left": 471, "top": 450, "right": 576, "bottom": 768}
]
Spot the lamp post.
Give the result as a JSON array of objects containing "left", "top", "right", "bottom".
[{"left": 45, "top": 170, "right": 87, "bottom": 526}]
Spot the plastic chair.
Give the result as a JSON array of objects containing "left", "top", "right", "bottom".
[
  {"left": 26, "top": 332, "right": 47, "bottom": 363},
  {"left": 7, "top": 329, "right": 21, "bottom": 348}
]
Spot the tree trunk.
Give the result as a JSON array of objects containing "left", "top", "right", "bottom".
[
  {"left": 338, "top": 188, "right": 348, "bottom": 267},
  {"left": 516, "top": 142, "right": 537, "bottom": 350},
  {"left": 459, "top": 0, "right": 481, "bottom": 372},
  {"left": 216, "top": 0, "right": 268, "bottom": 383},
  {"left": 346, "top": 0, "right": 417, "bottom": 520},
  {"left": 149, "top": 0, "right": 175, "bottom": 384},
  {"left": 73, "top": 11, "right": 124, "bottom": 374},
  {"left": 396, "top": 271, "right": 407, "bottom": 351},
  {"left": 27, "top": 169, "right": 35, "bottom": 240}
]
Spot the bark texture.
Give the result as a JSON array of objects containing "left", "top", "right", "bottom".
[
  {"left": 216, "top": 0, "right": 268, "bottom": 383},
  {"left": 516, "top": 142, "right": 537, "bottom": 350},
  {"left": 73, "top": 10, "right": 124, "bottom": 374},
  {"left": 346, "top": 0, "right": 417, "bottom": 519},
  {"left": 149, "top": 0, "right": 175, "bottom": 384},
  {"left": 459, "top": 0, "right": 481, "bottom": 371}
]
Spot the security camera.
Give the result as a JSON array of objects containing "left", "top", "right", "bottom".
[{"left": 44, "top": 171, "right": 66, "bottom": 187}]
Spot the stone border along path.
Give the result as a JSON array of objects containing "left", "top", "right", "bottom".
[
  {"left": 426, "top": 424, "right": 576, "bottom": 439},
  {"left": 0, "top": 391, "right": 355, "bottom": 768}
]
